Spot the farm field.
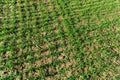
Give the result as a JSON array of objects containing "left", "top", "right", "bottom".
[{"left": 0, "top": 0, "right": 120, "bottom": 80}]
